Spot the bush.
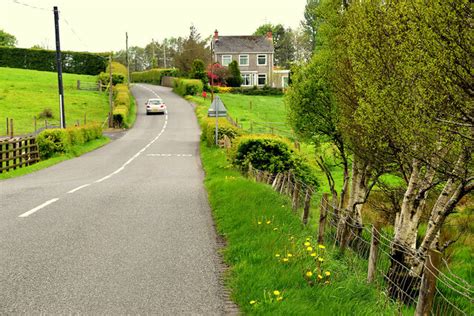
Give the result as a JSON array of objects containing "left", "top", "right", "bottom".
[
  {"left": 38, "top": 108, "right": 53, "bottom": 119},
  {"left": 0, "top": 47, "right": 106, "bottom": 75},
  {"left": 37, "top": 125, "right": 103, "bottom": 159},
  {"left": 113, "top": 105, "right": 129, "bottom": 128},
  {"left": 106, "top": 62, "right": 128, "bottom": 80},
  {"left": 173, "top": 78, "right": 204, "bottom": 96},
  {"left": 230, "top": 86, "right": 284, "bottom": 96},
  {"left": 131, "top": 68, "right": 179, "bottom": 85},
  {"left": 201, "top": 118, "right": 241, "bottom": 147},
  {"left": 37, "top": 129, "right": 71, "bottom": 159},
  {"left": 230, "top": 135, "right": 318, "bottom": 186},
  {"left": 216, "top": 86, "right": 233, "bottom": 94},
  {"left": 98, "top": 72, "right": 125, "bottom": 86}
]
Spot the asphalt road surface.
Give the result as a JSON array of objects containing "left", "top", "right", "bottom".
[{"left": 0, "top": 84, "right": 226, "bottom": 314}]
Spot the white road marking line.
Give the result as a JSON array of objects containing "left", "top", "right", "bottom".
[
  {"left": 67, "top": 184, "right": 91, "bottom": 194},
  {"left": 146, "top": 154, "right": 193, "bottom": 157},
  {"left": 19, "top": 198, "right": 60, "bottom": 218},
  {"left": 91, "top": 93, "right": 168, "bottom": 184}
]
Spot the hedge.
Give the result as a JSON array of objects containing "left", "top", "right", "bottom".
[
  {"left": 0, "top": 47, "right": 107, "bottom": 75},
  {"left": 229, "top": 135, "right": 318, "bottom": 186},
  {"left": 173, "top": 78, "right": 203, "bottom": 96},
  {"left": 112, "top": 83, "right": 132, "bottom": 128},
  {"left": 131, "top": 68, "right": 179, "bottom": 85},
  {"left": 37, "top": 124, "right": 102, "bottom": 158},
  {"left": 200, "top": 118, "right": 241, "bottom": 147}
]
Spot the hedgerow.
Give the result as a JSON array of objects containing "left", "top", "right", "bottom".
[
  {"left": 131, "top": 68, "right": 179, "bottom": 85},
  {"left": 173, "top": 78, "right": 204, "bottom": 96},
  {"left": 37, "top": 124, "right": 102, "bottom": 158},
  {"left": 200, "top": 118, "right": 241, "bottom": 147}
]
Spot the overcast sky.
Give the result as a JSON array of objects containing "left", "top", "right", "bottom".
[{"left": 1, "top": 0, "right": 307, "bottom": 52}]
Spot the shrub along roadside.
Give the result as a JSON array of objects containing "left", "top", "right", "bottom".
[
  {"left": 200, "top": 144, "right": 401, "bottom": 315},
  {"left": 112, "top": 83, "right": 133, "bottom": 128},
  {"left": 36, "top": 124, "right": 102, "bottom": 159},
  {"left": 173, "top": 78, "right": 203, "bottom": 96},
  {"left": 131, "top": 68, "right": 179, "bottom": 85},
  {"left": 200, "top": 117, "right": 241, "bottom": 147}
]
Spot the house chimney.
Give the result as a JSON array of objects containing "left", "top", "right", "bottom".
[
  {"left": 214, "top": 29, "right": 219, "bottom": 42},
  {"left": 266, "top": 31, "right": 273, "bottom": 42}
]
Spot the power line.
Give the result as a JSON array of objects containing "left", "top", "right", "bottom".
[
  {"left": 11, "top": 0, "right": 50, "bottom": 11},
  {"left": 61, "top": 17, "right": 89, "bottom": 50}
]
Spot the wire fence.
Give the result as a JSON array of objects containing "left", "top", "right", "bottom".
[{"left": 246, "top": 165, "right": 473, "bottom": 315}]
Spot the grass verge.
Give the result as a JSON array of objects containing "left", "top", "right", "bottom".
[
  {"left": 200, "top": 143, "right": 404, "bottom": 315},
  {"left": 0, "top": 136, "right": 109, "bottom": 180}
]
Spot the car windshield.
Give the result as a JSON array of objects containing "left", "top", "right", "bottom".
[{"left": 148, "top": 99, "right": 162, "bottom": 105}]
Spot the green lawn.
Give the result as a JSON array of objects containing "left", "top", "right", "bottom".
[{"left": 0, "top": 67, "right": 109, "bottom": 136}]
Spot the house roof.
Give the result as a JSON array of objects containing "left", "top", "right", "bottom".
[{"left": 213, "top": 36, "right": 274, "bottom": 53}]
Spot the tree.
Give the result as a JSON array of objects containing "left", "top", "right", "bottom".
[
  {"left": 226, "top": 61, "right": 242, "bottom": 87},
  {"left": 174, "top": 25, "right": 210, "bottom": 75},
  {"left": 301, "top": 0, "right": 322, "bottom": 53},
  {"left": 207, "top": 63, "right": 228, "bottom": 86},
  {"left": 190, "top": 59, "right": 208, "bottom": 86},
  {"left": 254, "top": 24, "right": 295, "bottom": 68},
  {"left": 0, "top": 29, "right": 17, "bottom": 47},
  {"left": 341, "top": 0, "right": 473, "bottom": 299}
]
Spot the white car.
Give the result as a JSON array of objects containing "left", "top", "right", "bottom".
[{"left": 146, "top": 98, "right": 166, "bottom": 115}]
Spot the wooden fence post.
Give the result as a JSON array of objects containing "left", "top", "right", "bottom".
[
  {"left": 292, "top": 182, "right": 301, "bottom": 212},
  {"left": 302, "top": 188, "right": 312, "bottom": 225},
  {"left": 367, "top": 223, "right": 381, "bottom": 283},
  {"left": 318, "top": 193, "right": 329, "bottom": 244},
  {"left": 9, "top": 118, "right": 13, "bottom": 138},
  {"left": 84, "top": 112, "right": 87, "bottom": 125},
  {"left": 279, "top": 172, "right": 287, "bottom": 194},
  {"left": 415, "top": 249, "right": 442, "bottom": 316},
  {"left": 6, "top": 117, "right": 9, "bottom": 136},
  {"left": 285, "top": 172, "right": 292, "bottom": 196},
  {"left": 77, "top": 80, "right": 81, "bottom": 90}
]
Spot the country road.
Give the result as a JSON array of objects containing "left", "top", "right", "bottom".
[{"left": 0, "top": 84, "right": 226, "bottom": 314}]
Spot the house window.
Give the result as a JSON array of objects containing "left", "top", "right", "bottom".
[
  {"left": 239, "top": 54, "right": 249, "bottom": 66},
  {"left": 282, "top": 76, "right": 289, "bottom": 88},
  {"left": 222, "top": 55, "right": 232, "bottom": 66},
  {"left": 242, "top": 74, "right": 252, "bottom": 86},
  {"left": 257, "top": 54, "right": 267, "bottom": 66},
  {"left": 258, "top": 74, "right": 267, "bottom": 86}
]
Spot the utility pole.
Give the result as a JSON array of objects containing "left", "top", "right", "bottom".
[
  {"left": 108, "top": 54, "right": 113, "bottom": 128},
  {"left": 151, "top": 38, "right": 156, "bottom": 68},
  {"left": 163, "top": 45, "right": 167, "bottom": 68},
  {"left": 126, "top": 32, "right": 130, "bottom": 86},
  {"left": 53, "top": 6, "right": 66, "bottom": 128}
]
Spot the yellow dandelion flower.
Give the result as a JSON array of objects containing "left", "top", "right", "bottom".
[
  {"left": 273, "top": 290, "right": 281, "bottom": 296},
  {"left": 306, "top": 237, "right": 311, "bottom": 241},
  {"left": 283, "top": 258, "right": 289, "bottom": 262},
  {"left": 325, "top": 271, "right": 331, "bottom": 276},
  {"left": 306, "top": 246, "right": 313, "bottom": 252},
  {"left": 276, "top": 296, "right": 283, "bottom": 301},
  {"left": 306, "top": 271, "right": 313, "bottom": 277},
  {"left": 275, "top": 253, "right": 281, "bottom": 257},
  {"left": 266, "top": 220, "right": 271, "bottom": 224},
  {"left": 318, "top": 244, "right": 326, "bottom": 249},
  {"left": 287, "top": 253, "right": 293, "bottom": 257},
  {"left": 318, "top": 274, "right": 323, "bottom": 279},
  {"left": 318, "top": 257, "right": 324, "bottom": 262},
  {"left": 304, "top": 241, "right": 311, "bottom": 247},
  {"left": 258, "top": 221, "right": 262, "bottom": 225},
  {"left": 250, "top": 300, "right": 257, "bottom": 305},
  {"left": 310, "top": 252, "right": 317, "bottom": 257}
]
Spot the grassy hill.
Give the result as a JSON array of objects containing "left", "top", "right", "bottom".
[{"left": 0, "top": 67, "right": 108, "bottom": 136}]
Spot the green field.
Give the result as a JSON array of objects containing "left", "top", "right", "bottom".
[{"left": 0, "top": 67, "right": 109, "bottom": 136}]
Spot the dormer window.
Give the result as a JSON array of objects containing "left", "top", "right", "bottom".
[{"left": 257, "top": 54, "right": 267, "bottom": 66}]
